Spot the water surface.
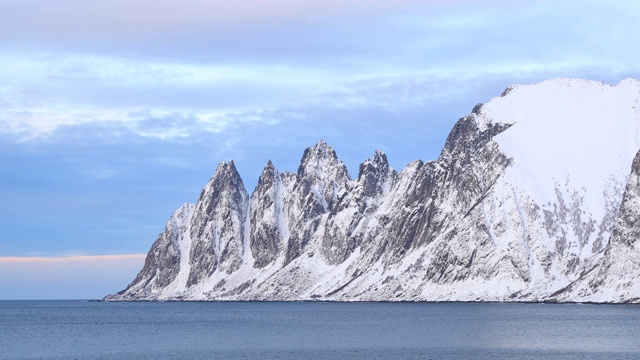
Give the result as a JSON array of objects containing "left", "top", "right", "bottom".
[{"left": 1, "top": 301, "right": 639, "bottom": 359}]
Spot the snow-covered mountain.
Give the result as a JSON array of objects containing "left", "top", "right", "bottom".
[{"left": 106, "top": 78, "right": 640, "bottom": 303}]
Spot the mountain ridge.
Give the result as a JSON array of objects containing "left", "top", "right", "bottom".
[{"left": 106, "top": 77, "right": 640, "bottom": 303}]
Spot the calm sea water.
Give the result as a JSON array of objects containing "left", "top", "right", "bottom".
[{"left": 1, "top": 301, "right": 639, "bottom": 359}]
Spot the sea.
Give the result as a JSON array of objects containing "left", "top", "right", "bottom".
[{"left": 1, "top": 300, "right": 639, "bottom": 359}]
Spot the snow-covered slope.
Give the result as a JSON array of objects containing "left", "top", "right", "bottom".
[
  {"left": 106, "top": 78, "right": 640, "bottom": 303},
  {"left": 553, "top": 149, "right": 640, "bottom": 303}
]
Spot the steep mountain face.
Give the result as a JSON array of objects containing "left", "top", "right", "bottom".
[
  {"left": 106, "top": 78, "right": 640, "bottom": 303},
  {"left": 113, "top": 203, "right": 193, "bottom": 297},
  {"left": 285, "top": 141, "right": 352, "bottom": 265},
  {"left": 248, "top": 160, "right": 287, "bottom": 269},
  {"left": 554, "top": 149, "right": 640, "bottom": 303},
  {"left": 187, "top": 160, "right": 249, "bottom": 283}
]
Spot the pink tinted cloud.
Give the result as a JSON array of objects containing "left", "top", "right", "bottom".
[
  {"left": 0, "top": 254, "right": 146, "bottom": 299},
  {"left": 0, "top": 254, "right": 146, "bottom": 264}
]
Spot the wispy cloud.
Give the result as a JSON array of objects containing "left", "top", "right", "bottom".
[
  {"left": 1, "top": 0, "right": 639, "bottom": 143},
  {"left": 0, "top": 53, "right": 340, "bottom": 140}
]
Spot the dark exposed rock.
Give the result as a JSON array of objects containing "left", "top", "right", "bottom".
[
  {"left": 321, "top": 150, "right": 396, "bottom": 265},
  {"left": 552, "top": 149, "right": 640, "bottom": 302},
  {"left": 187, "top": 161, "right": 249, "bottom": 285},
  {"left": 250, "top": 160, "right": 286, "bottom": 269},
  {"left": 104, "top": 203, "right": 193, "bottom": 300},
  {"left": 285, "top": 141, "right": 352, "bottom": 265}
]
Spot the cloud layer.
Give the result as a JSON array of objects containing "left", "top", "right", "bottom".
[{"left": 2, "top": 0, "right": 638, "bottom": 141}]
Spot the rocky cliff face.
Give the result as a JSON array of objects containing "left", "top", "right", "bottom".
[
  {"left": 553, "top": 149, "right": 640, "bottom": 303},
  {"left": 187, "top": 160, "right": 249, "bottom": 283},
  {"left": 106, "top": 78, "right": 640, "bottom": 303}
]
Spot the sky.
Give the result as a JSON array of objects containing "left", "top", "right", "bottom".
[{"left": 1, "top": 0, "right": 640, "bottom": 299}]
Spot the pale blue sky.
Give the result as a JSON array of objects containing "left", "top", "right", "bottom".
[{"left": 1, "top": 0, "right": 639, "bottom": 299}]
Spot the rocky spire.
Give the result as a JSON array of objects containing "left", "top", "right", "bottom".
[
  {"left": 249, "top": 160, "right": 286, "bottom": 268},
  {"left": 284, "top": 141, "right": 353, "bottom": 264},
  {"left": 187, "top": 161, "right": 250, "bottom": 286},
  {"left": 357, "top": 150, "right": 393, "bottom": 198}
]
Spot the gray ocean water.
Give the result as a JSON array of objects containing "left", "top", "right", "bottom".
[{"left": 1, "top": 300, "right": 639, "bottom": 359}]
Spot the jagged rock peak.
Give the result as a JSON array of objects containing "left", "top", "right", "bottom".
[
  {"left": 306, "top": 140, "right": 334, "bottom": 156},
  {"left": 295, "top": 140, "right": 352, "bottom": 205},
  {"left": 204, "top": 160, "right": 245, "bottom": 193},
  {"left": 249, "top": 159, "right": 285, "bottom": 269},
  {"left": 194, "top": 160, "right": 247, "bottom": 214},
  {"left": 371, "top": 150, "right": 389, "bottom": 168},
  {"left": 471, "top": 103, "right": 483, "bottom": 115},
  {"left": 261, "top": 159, "right": 277, "bottom": 176},
  {"left": 188, "top": 159, "right": 250, "bottom": 283},
  {"left": 297, "top": 140, "right": 344, "bottom": 176},
  {"left": 356, "top": 150, "right": 394, "bottom": 199},
  {"left": 253, "top": 160, "right": 280, "bottom": 192},
  {"left": 213, "top": 160, "right": 240, "bottom": 177},
  {"left": 358, "top": 150, "right": 389, "bottom": 178}
]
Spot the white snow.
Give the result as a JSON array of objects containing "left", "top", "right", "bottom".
[
  {"left": 174, "top": 206, "right": 194, "bottom": 293},
  {"left": 482, "top": 78, "right": 640, "bottom": 223},
  {"left": 242, "top": 201, "right": 252, "bottom": 263},
  {"left": 275, "top": 173, "right": 287, "bottom": 245},
  {"left": 158, "top": 203, "right": 194, "bottom": 297}
]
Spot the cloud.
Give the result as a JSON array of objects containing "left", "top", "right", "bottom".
[
  {"left": 1, "top": 0, "right": 639, "bottom": 145},
  {"left": 0, "top": 254, "right": 145, "bottom": 264},
  {"left": 0, "top": 0, "right": 450, "bottom": 40},
  {"left": 0, "top": 254, "right": 146, "bottom": 299},
  {"left": 0, "top": 52, "right": 342, "bottom": 140},
  {"left": 2, "top": 61, "right": 637, "bottom": 144},
  {"left": 0, "top": 53, "right": 334, "bottom": 107},
  {"left": 5, "top": 0, "right": 635, "bottom": 70}
]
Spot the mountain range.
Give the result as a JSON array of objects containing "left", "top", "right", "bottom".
[{"left": 105, "top": 77, "right": 640, "bottom": 303}]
